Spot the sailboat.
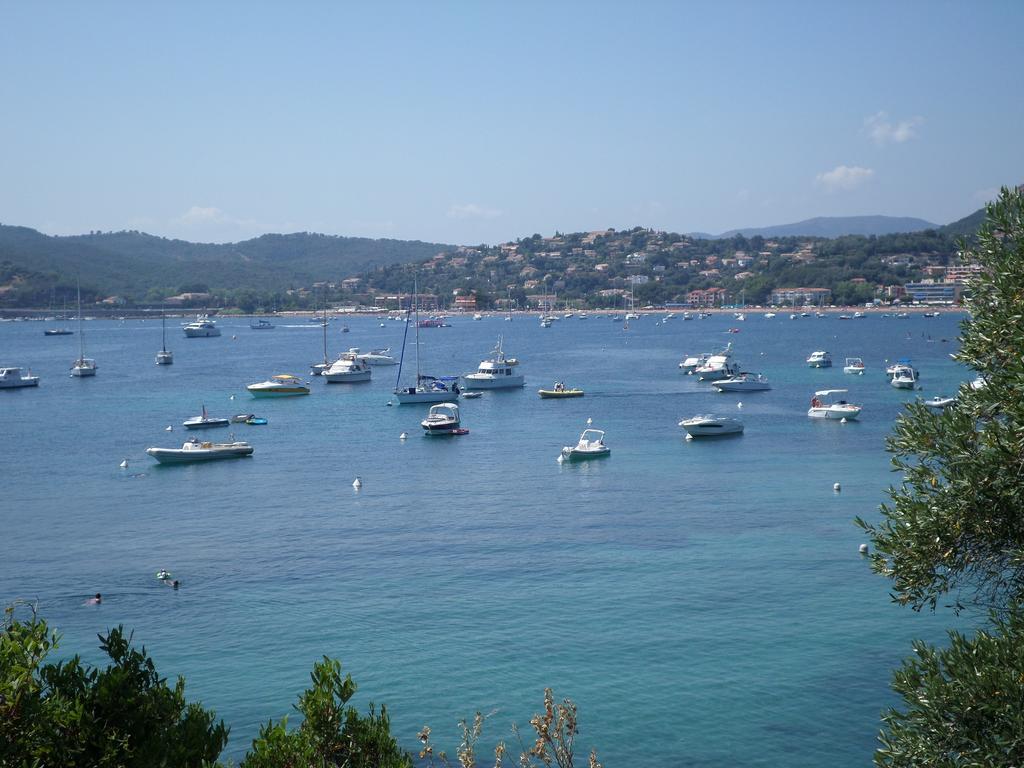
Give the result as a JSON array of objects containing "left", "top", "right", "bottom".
[
  {"left": 155, "top": 304, "right": 173, "bottom": 365},
  {"left": 70, "top": 281, "right": 97, "bottom": 377},
  {"left": 505, "top": 287, "right": 514, "bottom": 322},
  {"left": 310, "top": 292, "right": 331, "bottom": 375},
  {"left": 393, "top": 278, "right": 458, "bottom": 404}
]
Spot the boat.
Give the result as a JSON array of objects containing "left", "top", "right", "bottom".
[
  {"left": 393, "top": 281, "right": 460, "bottom": 404},
  {"left": 890, "top": 364, "right": 917, "bottom": 389},
  {"left": 806, "top": 350, "right": 832, "bottom": 368},
  {"left": 885, "top": 359, "right": 920, "bottom": 380},
  {"left": 807, "top": 389, "right": 862, "bottom": 420},
  {"left": 44, "top": 328, "right": 72, "bottom": 336},
  {"left": 156, "top": 306, "right": 173, "bottom": 365},
  {"left": 247, "top": 374, "right": 311, "bottom": 397},
  {"left": 231, "top": 413, "right": 255, "bottom": 423},
  {"left": 461, "top": 391, "right": 483, "bottom": 399},
  {"left": 70, "top": 282, "right": 97, "bottom": 377},
  {"left": 250, "top": 318, "right": 275, "bottom": 330},
  {"left": 763, "top": 312, "right": 776, "bottom": 319},
  {"left": 183, "top": 405, "right": 230, "bottom": 429},
  {"left": 679, "top": 352, "right": 710, "bottom": 374},
  {"left": 354, "top": 348, "right": 399, "bottom": 366},
  {"left": 843, "top": 357, "right": 866, "bottom": 375},
  {"left": 0, "top": 367, "right": 40, "bottom": 389},
  {"left": 538, "top": 382, "right": 584, "bottom": 398},
  {"left": 246, "top": 416, "right": 268, "bottom": 425},
  {"left": 712, "top": 372, "right": 771, "bottom": 392},
  {"left": 462, "top": 336, "right": 524, "bottom": 389},
  {"left": 678, "top": 415, "right": 744, "bottom": 437},
  {"left": 695, "top": 344, "right": 740, "bottom": 381},
  {"left": 146, "top": 438, "right": 254, "bottom": 464},
  {"left": 421, "top": 402, "right": 466, "bottom": 435},
  {"left": 895, "top": 312, "right": 910, "bottom": 319},
  {"left": 853, "top": 311, "right": 867, "bottom": 319},
  {"left": 540, "top": 317, "right": 553, "bottom": 328},
  {"left": 560, "top": 428, "right": 610, "bottom": 461},
  {"left": 473, "top": 313, "right": 483, "bottom": 321},
  {"left": 418, "top": 316, "right": 449, "bottom": 328},
  {"left": 323, "top": 351, "right": 372, "bottom": 383},
  {"left": 923, "top": 395, "right": 955, "bottom": 410},
  {"left": 183, "top": 315, "right": 221, "bottom": 337},
  {"left": 310, "top": 293, "right": 331, "bottom": 375}
]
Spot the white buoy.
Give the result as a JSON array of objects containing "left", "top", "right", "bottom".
[
  {"left": 859, "top": 544, "right": 869, "bottom": 555},
  {"left": 557, "top": 454, "right": 564, "bottom": 463},
  {"left": 399, "top": 432, "right": 407, "bottom": 440},
  {"left": 119, "top": 459, "right": 129, "bottom": 469},
  {"left": 352, "top": 477, "right": 362, "bottom": 489},
  {"left": 840, "top": 417, "right": 848, "bottom": 423},
  {"left": 386, "top": 401, "right": 393, "bottom": 407},
  {"left": 229, "top": 394, "right": 235, "bottom": 400},
  {"left": 833, "top": 482, "right": 841, "bottom": 492},
  {"left": 685, "top": 433, "right": 694, "bottom": 441},
  {"left": 232, "top": 334, "right": 237, "bottom": 340},
  {"left": 586, "top": 417, "right": 592, "bottom": 425},
  {"left": 165, "top": 425, "right": 173, "bottom": 431},
  {"left": 737, "top": 402, "right": 743, "bottom": 409}
]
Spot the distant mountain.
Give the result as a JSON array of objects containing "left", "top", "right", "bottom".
[
  {"left": 707, "top": 215, "right": 938, "bottom": 239},
  {"left": 939, "top": 207, "right": 986, "bottom": 239},
  {"left": 0, "top": 225, "right": 449, "bottom": 304}
]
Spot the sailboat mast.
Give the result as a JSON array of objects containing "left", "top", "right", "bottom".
[
  {"left": 77, "top": 280, "right": 84, "bottom": 362},
  {"left": 322, "top": 289, "right": 328, "bottom": 364},
  {"left": 161, "top": 304, "right": 167, "bottom": 352},
  {"left": 414, "top": 275, "right": 421, "bottom": 387}
]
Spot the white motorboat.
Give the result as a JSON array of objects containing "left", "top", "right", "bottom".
[
  {"left": 678, "top": 415, "right": 744, "bottom": 437},
  {"left": 679, "top": 352, "right": 710, "bottom": 374},
  {"left": 247, "top": 374, "right": 310, "bottom": 397},
  {"left": 0, "top": 367, "right": 40, "bottom": 389},
  {"left": 352, "top": 347, "right": 398, "bottom": 366},
  {"left": 147, "top": 439, "right": 254, "bottom": 464},
  {"left": 156, "top": 306, "right": 173, "bottom": 365},
  {"left": 421, "top": 402, "right": 466, "bottom": 435},
  {"left": 890, "top": 364, "right": 917, "bottom": 389},
  {"left": 183, "top": 316, "right": 221, "bottom": 337},
  {"left": 853, "top": 311, "right": 866, "bottom": 319},
  {"left": 843, "top": 357, "right": 865, "bottom": 375},
  {"left": 560, "top": 428, "right": 610, "bottom": 461},
  {"left": 70, "top": 283, "right": 97, "bottom": 377},
  {"left": 462, "top": 336, "right": 524, "bottom": 389},
  {"left": 394, "top": 281, "right": 460, "bottom": 404},
  {"left": 923, "top": 395, "right": 956, "bottom": 410},
  {"left": 323, "top": 352, "right": 372, "bottom": 383},
  {"left": 764, "top": 312, "right": 776, "bottom": 319},
  {"left": 695, "top": 344, "right": 739, "bottom": 381},
  {"left": 250, "top": 318, "right": 275, "bottom": 330},
  {"left": 885, "top": 359, "right": 920, "bottom": 380},
  {"left": 183, "top": 405, "right": 230, "bottom": 429},
  {"left": 807, "top": 389, "right": 862, "bottom": 420},
  {"left": 473, "top": 313, "right": 483, "bottom": 320},
  {"left": 806, "top": 350, "right": 832, "bottom": 368},
  {"left": 713, "top": 372, "right": 771, "bottom": 392}
]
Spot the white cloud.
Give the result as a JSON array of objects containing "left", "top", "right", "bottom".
[
  {"left": 864, "top": 111, "right": 923, "bottom": 145},
  {"left": 179, "top": 205, "right": 228, "bottom": 224},
  {"left": 172, "top": 205, "right": 264, "bottom": 242},
  {"left": 446, "top": 203, "right": 501, "bottom": 220},
  {"left": 815, "top": 165, "right": 875, "bottom": 192}
]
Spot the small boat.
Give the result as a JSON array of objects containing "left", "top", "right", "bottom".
[
  {"left": 355, "top": 348, "right": 399, "bottom": 366},
  {"left": 247, "top": 374, "right": 310, "bottom": 397},
  {"left": 156, "top": 306, "right": 173, "bottom": 365},
  {"left": 183, "top": 405, "right": 230, "bottom": 430},
  {"left": 890, "top": 364, "right": 917, "bottom": 389},
  {"left": 183, "top": 315, "right": 221, "bottom": 337},
  {"left": 0, "top": 367, "right": 40, "bottom": 389},
  {"left": 341, "top": 324, "right": 350, "bottom": 333},
  {"left": 560, "top": 428, "right": 610, "bottom": 461},
  {"left": 461, "top": 391, "right": 483, "bottom": 399},
  {"left": 245, "top": 416, "right": 268, "bottom": 425},
  {"left": 44, "top": 328, "right": 73, "bottom": 336},
  {"left": 923, "top": 396, "right": 955, "bottom": 410},
  {"left": 807, "top": 389, "right": 862, "bottom": 420},
  {"left": 323, "top": 352, "right": 372, "bottom": 383},
  {"left": 885, "top": 359, "right": 920, "bottom": 380},
  {"left": 250, "top": 318, "right": 275, "bottom": 330},
  {"left": 473, "top": 313, "right": 483, "bottom": 320},
  {"left": 853, "top": 311, "right": 866, "bottom": 319},
  {"left": 147, "top": 439, "right": 254, "bottom": 464},
  {"left": 538, "top": 382, "right": 585, "bottom": 398},
  {"left": 679, "top": 352, "right": 710, "bottom": 374},
  {"left": 712, "top": 372, "right": 770, "bottom": 392},
  {"left": 231, "top": 413, "right": 255, "bottom": 423},
  {"left": 763, "top": 312, "right": 776, "bottom": 319},
  {"left": 70, "top": 282, "right": 97, "bottom": 377},
  {"left": 806, "top": 350, "right": 832, "bottom": 368},
  {"left": 418, "top": 316, "right": 449, "bottom": 328},
  {"left": 895, "top": 312, "right": 910, "bottom": 319},
  {"left": 394, "top": 283, "right": 460, "bottom": 403},
  {"left": 678, "top": 415, "right": 744, "bottom": 437},
  {"left": 843, "top": 357, "right": 866, "bottom": 375},
  {"left": 462, "top": 336, "right": 524, "bottom": 389},
  {"left": 540, "top": 317, "right": 553, "bottom": 328},
  {"left": 421, "top": 402, "right": 466, "bottom": 435}
]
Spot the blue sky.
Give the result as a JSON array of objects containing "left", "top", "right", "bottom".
[{"left": 1, "top": 1, "right": 1021, "bottom": 244}]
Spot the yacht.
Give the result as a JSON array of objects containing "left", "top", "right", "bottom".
[
  {"left": 250, "top": 318, "right": 275, "bottom": 330},
  {"left": 695, "top": 345, "right": 739, "bottom": 381},
  {"left": 354, "top": 348, "right": 399, "bottom": 366},
  {"left": 394, "top": 282, "right": 460, "bottom": 404},
  {"left": 885, "top": 359, "right": 920, "bottom": 380},
  {"left": 678, "top": 415, "right": 744, "bottom": 437},
  {"left": 560, "top": 428, "right": 610, "bottom": 461},
  {"left": 183, "top": 405, "right": 230, "bottom": 429},
  {"left": 247, "top": 374, "right": 310, "bottom": 397},
  {"left": 147, "top": 439, "right": 254, "bottom": 464},
  {"left": 890, "top": 364, "right": 917, "bottom": 389},
  {"left": 0, "top": 367, "right": 40, "bottom": 389},
  {"left": 421, "top": 402, "right": 465, "bottom": 435},
  {"left": 156, "top": 307, "right": 173, "bottom": 365},
  {"left": 678, "top": 352, "right": 710, "bottom": 374},
  {"left": 807, "top": 389, "right": 862, "bottom": 420},
  {"left": 853, "top": 311, "right": 866, "bottom": 319},
  {"left": 843, "top": 357, "right": 866, "bottom": 375},
  {"left": 712, "top": 372, "right": 771, "bottom": 392},
  {"left": 183, "top": 315, "right": 221, "bottom": 337},
  {"left": 540, "top": 317, "right": 553, "bottom": 328},
  {"left": 44, "top": 328, "right": 72, "bottom": 336},
  {"left": 473, "top": 313, "right": 483, "bottom": 321},
  {"left": 323, "top": 352, "right": 372, "bottom": 383},
  {"left": 462, "top": 337, "right": 524, "bottom": 389},
  {"left": 806, "top": 350, "right": 832, "bottom": 368}
]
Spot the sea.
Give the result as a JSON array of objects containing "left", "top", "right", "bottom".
[{"left": 0, "top": 310, "right": 976, "bottom": 766}]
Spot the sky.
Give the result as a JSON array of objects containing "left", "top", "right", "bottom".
[{"left": 1, "top": 1, "right": 1022, "bottom": 245}]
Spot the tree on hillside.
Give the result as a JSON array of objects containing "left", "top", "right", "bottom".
[{"left": 857, "top": 187, "right": 1024, "bottom": 766}]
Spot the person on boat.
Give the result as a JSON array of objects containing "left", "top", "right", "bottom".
[
  {"left": 811, "top": 396, "right": 822, "bottom": 408},
  {"left": 85, "top": 593, "right": 101, "bottom": 605},
  {"left": 452, "top": 382, "right": 460, "bottom": 395}
]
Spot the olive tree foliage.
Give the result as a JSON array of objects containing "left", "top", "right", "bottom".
[{"left": 857, "top": 186, "right": 1024, "bottom": 613}]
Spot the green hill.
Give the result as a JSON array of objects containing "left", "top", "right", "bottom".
[{"left": 939, "top": 207, "right": 986, "bottom": 239}]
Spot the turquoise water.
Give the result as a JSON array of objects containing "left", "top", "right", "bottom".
[{"left": 1, "top": 312, "right": 974, "bottom": 765}]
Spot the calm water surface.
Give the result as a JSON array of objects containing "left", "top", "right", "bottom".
[{"left": 1, "top": 312, "right": 974, "bottom": 765}]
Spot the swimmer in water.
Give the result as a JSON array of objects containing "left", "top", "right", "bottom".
[{"left": 85, "top": 593, "right": 102, "bottom": 605}]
